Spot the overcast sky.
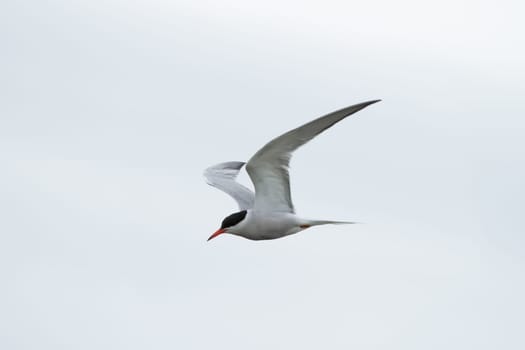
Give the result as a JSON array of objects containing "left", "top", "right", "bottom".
[{"left": 1, "top": 0, "right": 524, "bottom": 349}]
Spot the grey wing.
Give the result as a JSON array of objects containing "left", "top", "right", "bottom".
[
  {"left": 246, "top": 100, "right": 380, "bottom": 213},
  {"left": 203, "top": 161, "right": 255, "bottom": 210}
]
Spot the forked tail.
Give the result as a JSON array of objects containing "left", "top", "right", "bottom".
[{"left": 301, "top": 220, "right": 358, "bottom": 228}]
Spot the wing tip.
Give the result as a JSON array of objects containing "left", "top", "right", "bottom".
[{"left": 362, "top": 99, "right": 382, "bottom": 106}]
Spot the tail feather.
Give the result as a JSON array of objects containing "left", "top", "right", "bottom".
[{"left": 308, "top": 220, "right": 359, "bottom": 226}]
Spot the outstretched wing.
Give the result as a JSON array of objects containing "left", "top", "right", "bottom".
[
  {"left": 203, "top": 161, "right": 255, "bottom": 210},
  {"left": 246, "top": 100, "right": 380, "bottom": 213}
]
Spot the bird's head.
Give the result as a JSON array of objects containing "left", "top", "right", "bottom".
[{"left": 207, "top": 210, "right": 248, "bottom": 241}]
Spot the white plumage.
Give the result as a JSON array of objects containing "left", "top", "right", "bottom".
[{"left": 204, "top": 99, "right": 380, "bottom": 241}]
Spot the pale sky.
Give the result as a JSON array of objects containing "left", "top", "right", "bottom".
[{"left": 1, "top": 0, "right": 524, "bottom": 349}]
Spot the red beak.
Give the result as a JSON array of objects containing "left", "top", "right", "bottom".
[{"left": 207, "top": 228, "right": 226, "bottom": 241}]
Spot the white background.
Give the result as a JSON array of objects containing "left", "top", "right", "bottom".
[{"left": 2, "top": 0, "right": 524, "bottom": 348}]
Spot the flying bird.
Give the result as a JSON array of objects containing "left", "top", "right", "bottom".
[{"left": 204, "top": 100, "right": 380, "bottom": 241}]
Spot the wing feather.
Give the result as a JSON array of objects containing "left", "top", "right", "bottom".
[
  {"left": 204, "top": 161, "right": 255, "bottom": 210},
  {"left": 246, "top": 100, "right": 380, "bottom": 213}
]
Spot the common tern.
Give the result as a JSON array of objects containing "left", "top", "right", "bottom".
[{"left": 204, "top": 100, "right": 380, "bottom": 241}]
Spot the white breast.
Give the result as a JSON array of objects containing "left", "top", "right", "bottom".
[{"left": 230, "top": 210, "right": 305, "bottom": 240}]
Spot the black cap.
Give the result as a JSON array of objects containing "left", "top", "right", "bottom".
[{"left": 221, "top": 210, "right": 247, "bottom": 229}]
